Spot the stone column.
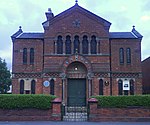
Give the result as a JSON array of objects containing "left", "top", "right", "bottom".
[
  {"left": 60, "top": 73, "right": 66, "bottom": 104},
  {"left": 63, "top": 40, "right": 65, "bottom": 54},
  {"left": 62, "top": 78, "right": 65, "bottom": 103},
  {"left": 80, "top": 41, "right": 82, "bottom": 54},
  {"left": 97, "top": 41, "right": 100, "bottom": 54},
  {"left": 87, "top": 73, "right": 93, "bottom": 97},
  {"left": 88, "top": 41, "right": 91, "bottom": 55},
  {"left": 55, "top": 41, "right": 57, "bottom": 54},
  {"left": 88, "top": 79, "right": 92, "bottom": 97},
  {"left": 96, "top": 41, "right": 99, "bottom": 54},
  {"left": 71, "top": 40, "right": 74, "bottom": 54}
]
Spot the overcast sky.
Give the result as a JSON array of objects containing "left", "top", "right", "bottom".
[{"left": 0, "top": 0, "right": 150, "bottom": 70}]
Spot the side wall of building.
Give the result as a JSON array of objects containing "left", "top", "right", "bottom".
[{"left": 142, "top": 57, "right": 150, "bottom": 94}]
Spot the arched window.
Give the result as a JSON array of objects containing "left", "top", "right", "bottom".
[
  {"left": 130, "top": 79, "right": 134, "bottom": 95},
  {"left": 82, "top": 35, "right": 88, "bottom": 54},
  {"left": 23, "top": 48, "right": 27, "bottom": 64},
  {"left": 30, "top": 48, "right": 34, "bottom": 64},
  {"left": 74, "top": 35, "right": 80, "bottom": 53},
  {"left": 50, "top": 79, "right": 54, "bottom": 95},
  {"left": 126, "top": 48, "right": 131, "bottom": 64},
  {"left": 119, "top": 48, "right": 124, "bottom": 64},
  {"left": 31, "top": 80, "right": 36, "bottom": 94},
  {"left": 118, "top": 79, "right": 123, "bottom": 95},
  {"left": 65, "top": 35, "right": 71, "bottom": 54},
  {"left": 20, "top": 80, "right": 24, "bottom": 94},
  {"left": 99, "top": 79, "right": 103, "bottom": 95},
  {"left": 91, "top": 35, "right": 97, "bottom": 54},
  {"left": 57, "top": 35, "right": 63, "bottom": 54}
]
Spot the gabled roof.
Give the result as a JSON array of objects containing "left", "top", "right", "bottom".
[
  {"left": 110, "top": 27, "right": 143, "bottom": 39},
  {"left": 109, "top": 32, "right": 136, "bottom": 39},
  {"left": 11, "top": 27, "right": 44, "bottom": 41},
  {"left": 42, "top": 3, "right": 111, "bottom": 30},
  {"left": 11, "top": 26, "right": 23, "bottom": 41},
  {"left": 16, "top": 33, "right": 44, "bottom": 39}
]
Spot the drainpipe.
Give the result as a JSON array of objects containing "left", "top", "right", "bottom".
[{"left": 109, "top": 39, "right": 112, "bottom": 95}]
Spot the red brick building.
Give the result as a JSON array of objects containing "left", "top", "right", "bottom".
[
  {"left": 11, "top": 2, "right": 143, "bottom": 106},
  {"left": 142, "top": 57, "right": 150, "bottom": 94}
]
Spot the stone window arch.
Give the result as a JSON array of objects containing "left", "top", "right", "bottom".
[
  {"left": 74, "top": 35, "right": 80, "bottom": 53},
  {"left": 20, "top": 80, "right": 24, "bottom": 94},
  {"left": 23, "top": 48, "right": 27, "bottom": 64},
  {"left": 118, "top": 79, "right": 123, "bottom": 95},
  {"left": 82, "top": 35, "right": 88, "bottom": 54},
  {"left": 119, "top": 48, "right": 124, "bottom": 64},
  {"left": 126, "top": 48, "right": 131, "bottom": 64},
  {"left": 31, "top": 80, "right": 36, "bottom": 94},
  {"left": 65, "top": 35, "right": 71, "bottom": 54},
  {"left": 91, "top": 35, "right": 97, "bottom": 54},
  {"left": 57, "top": 35, "right": 63, "bottom": 54},
  {"left": 99, "top": 79, "right": 103, "bottom": 95},
  {"left": 130, "top": 79, "right": 134, "bottom": 95},
  {"left": 50, "top": 79, "right": 54, "bottom": 95},
  {"left": 30, "top": 48, "right": 34, "bottom": 64}
]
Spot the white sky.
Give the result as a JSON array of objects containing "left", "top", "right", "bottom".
[{"left": 0, "top": 0, "right": 150, "bottom": 70}]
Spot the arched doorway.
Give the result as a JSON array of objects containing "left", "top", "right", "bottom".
[{"left": 66, "top": 61, "right": 87, "bottom": 106}]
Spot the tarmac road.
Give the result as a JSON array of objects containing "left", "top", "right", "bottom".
[{"left": 0, "top": 121, "right": 150, "bottom": 125}]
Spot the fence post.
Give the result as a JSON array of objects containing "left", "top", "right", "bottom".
[
  {"left": 52, "top": 98, "right": 62, "bottom": 121},
  {"left": 88, "top": 98, "right": 98, "bottom": 121}
]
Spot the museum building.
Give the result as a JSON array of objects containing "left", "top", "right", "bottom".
[{"left": 11, "top": 2, "right": 143, "bottom": 106}]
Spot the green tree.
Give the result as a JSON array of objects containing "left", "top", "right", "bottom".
[{"left": 0, "top": 58, "right": 11, "bottom": 94}]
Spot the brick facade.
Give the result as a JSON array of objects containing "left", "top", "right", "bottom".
[
  {"left": 11, "top": 3, "right": 143, "bottom": 105},
  {"left": 142, "top": 57, "right": 150, "bottom": 94}
]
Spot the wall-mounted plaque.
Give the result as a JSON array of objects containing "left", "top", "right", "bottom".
[{"left": 43, "top": 80, "right": 50, "bottom": 87}]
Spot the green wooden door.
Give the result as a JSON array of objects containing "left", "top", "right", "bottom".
[{"left": 67, "top": 79, "right": 86, "bottom": 106}]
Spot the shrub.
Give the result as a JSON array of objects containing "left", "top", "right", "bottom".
[
  {"left": 92, "top": 95, "right": 150, "bottom": 108},
  {"left": 0, "top": 94, "right": 56, "bottom": 109}
]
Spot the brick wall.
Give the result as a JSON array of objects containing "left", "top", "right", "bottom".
[
  {"left": 88, "top": 98, "right": 150, "bottom": 122},
  {"left": 0, "top": 98, "right": 62, "bottom": 121},
  {"left": 0, "top": 109, "right": 53, "bottom": 121}
]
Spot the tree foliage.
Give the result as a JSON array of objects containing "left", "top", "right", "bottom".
[{"left": 0, "top": 58, "right": 11, "bottom": 94}]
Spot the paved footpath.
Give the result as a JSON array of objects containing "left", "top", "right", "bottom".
[{"left": 0, "top": 121, "right": 150, "bottom": 125}]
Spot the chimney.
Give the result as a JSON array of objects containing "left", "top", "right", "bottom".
[{"left": 45, "top": 8, "right": 54, "bottom": 21}]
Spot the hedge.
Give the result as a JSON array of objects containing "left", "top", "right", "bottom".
[
  {"left": 0, "top": 94, "right": 56, "bottom": 109},
  {"left": 92, "top": 95, "right": 150, "bottom": 108}
]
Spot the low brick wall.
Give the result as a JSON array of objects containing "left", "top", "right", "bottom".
[
  {"left": 0, "top": 109, "right": 54, "bottom": 121},
  {"left": 88, "top": 98, "right": 150, "bottom": 122},
  {"left": 0, "top": 98, "right": 62, "bottom": 121}
]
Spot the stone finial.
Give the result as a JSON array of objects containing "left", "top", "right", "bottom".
[
  {"left": 48, "top": 8, "right": 52, "bottom": 13},
  {"left": 45, "top": 8, "right": 54, "bottom": 21},
  {"left": 132, "top": 25, "right": 135, "bottom": 30},
  {"left": 75, "top": 0, "right": 78, "bottom": 4},
  {"left": 19, "top": 26, "right": 22, "bottom": 32}
]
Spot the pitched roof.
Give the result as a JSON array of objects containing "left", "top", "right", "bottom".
[
  {"left": 43, "top": 3, "right": 111, "bottom": 30},
  {"left": 109, "top": 32, "right": 137, "bottom": 39},
  {"left": 16, "top": 33, "right": 44, "bottom": 39}
]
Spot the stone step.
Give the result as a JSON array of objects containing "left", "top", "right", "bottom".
[{"left": 63, "top": 118, "right": 87, "bottom": 122}]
